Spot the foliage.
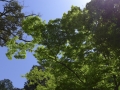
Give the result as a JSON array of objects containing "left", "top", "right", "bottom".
[
  {"left": 86, "top": 0, "right": 120, "bottom": 58},
  {"left": 0, "top": 79, "right": 23, "bottom": 90},
  {"left": 5, "top": 0, "right": 120, "bottom": 90},
  {"left": 0, "top": 79, "right": 13, "bottom": 90},
  {"left": 0, "top": 0, "right": 38, "bottom": 47},
  {"left": 24, "top": 65, "right": 56, "bottom": 90},
  {"left": 0, "top": 0, "right": 24, "bottom": 46}
]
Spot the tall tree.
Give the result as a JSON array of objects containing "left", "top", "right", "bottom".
[
  {"left": 5, "top": 0, "right": 120, "bottom": 90},
  {"left": 0, "top": 0, "right": 38, "bottom": 47},
  {"left": 0, "top": 79, "right": 23, "bottom": 90},
  {"left": 0, "top": 0, "right": 24, "bottom": 46},
  {"left": 0, "top": 79, "right": 13, "bottom": 90}
]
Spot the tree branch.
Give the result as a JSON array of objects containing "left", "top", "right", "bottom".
[
  {"left": 56, "top": 60, "right": 84, "bottom": 84},
  {"left": 113, "top": 75, "right": 119, "bottom": 90},
  {"left": 48, "top": 49, "right": 84, "bottom": 84},
  {"left": 0, "top": 0, "right": 12, "bottom": 2}
]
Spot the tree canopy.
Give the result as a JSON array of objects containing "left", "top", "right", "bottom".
[
  {"left": 3, "top": 0, "right": 120, "bottom": 90},
  {"left": 0, "top": 79, "right": 24, "bottom": 90},
  {"left": 0, "top": 0, "right": 24, "bottom": 46},
  {"left": 0, "top": 79, "right": 13, "bottom": 90},
  {"left": 0, "top": 0, "right": 38, "bottom": 47}
]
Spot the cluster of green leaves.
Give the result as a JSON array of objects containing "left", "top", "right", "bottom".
[
  {"left": 24, "top": 66, "right": 56, "bottom": 90},
  {"left": 5, "top": 0, "right": 120, "bottom": 90}
]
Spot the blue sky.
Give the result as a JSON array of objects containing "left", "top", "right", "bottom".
[{"left": 0, "top": 0, "right": 90, "bottom": 88}]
